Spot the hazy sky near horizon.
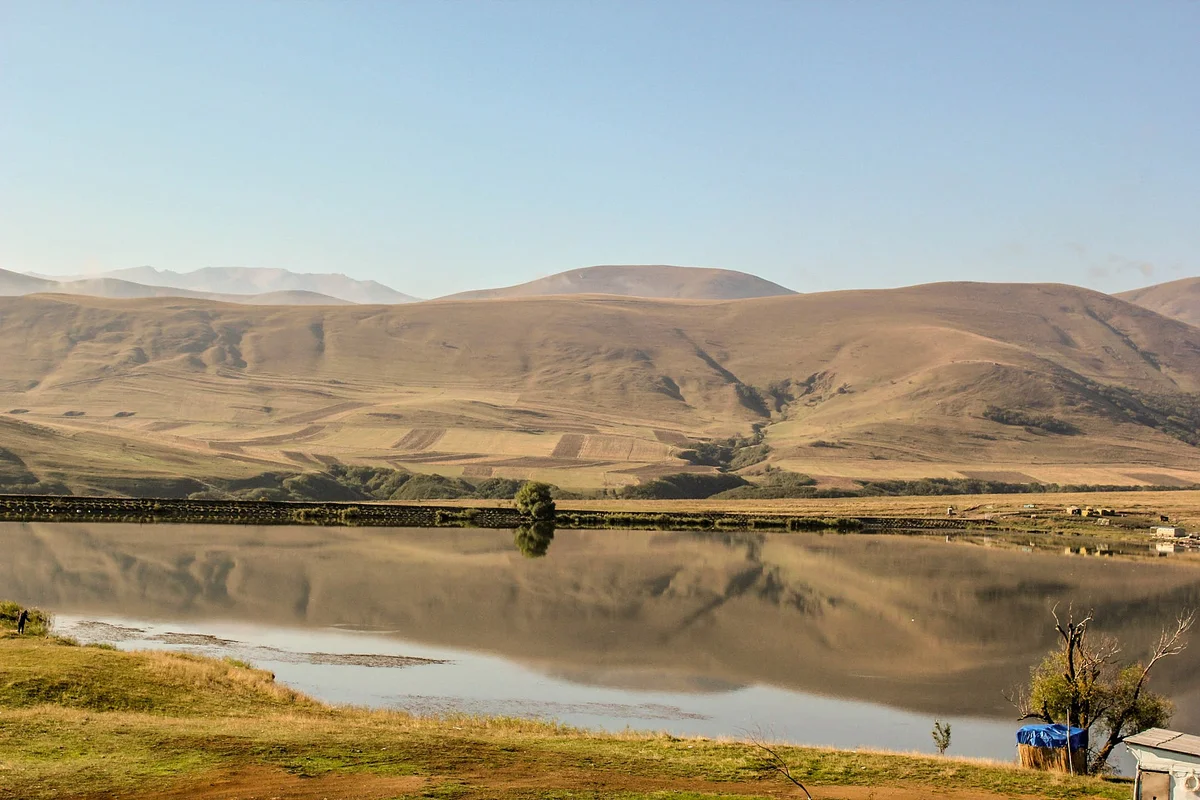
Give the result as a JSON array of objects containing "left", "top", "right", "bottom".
[{"left": 2, "top": 1, "right": 1197, "bottom": 298}]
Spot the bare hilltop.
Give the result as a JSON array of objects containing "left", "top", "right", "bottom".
[
  {"left": 442, "top": 264, "right": 796, "bottom": 301},
  {"left": 1119, "top": 277, "right": 1200, "bottom": 328}
]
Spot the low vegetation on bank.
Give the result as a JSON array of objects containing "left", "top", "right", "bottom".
[{"left": 0, "top": 610, "right": 1131, "bottom": 800}]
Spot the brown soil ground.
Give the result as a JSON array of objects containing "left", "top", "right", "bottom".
[{"left": 128, "top": 763, "right": 1048, "bottom": 800}]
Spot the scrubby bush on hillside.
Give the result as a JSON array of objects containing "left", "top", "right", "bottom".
[
  {"left": 678, "top": 427, "right": 770, "bottom": 471},
  {"left": 390, "top": 474, "right": 473, "bottom": 500},
  {"left": 982, "top": 406, "right": 1080, "bottom": 435},
  {"left": 622, "top": 473, "right": 749, "bottom": 500},
  {"left": 472, "top": 477, "right": 526, "bottom": 499},
  {"left": 713, "top": 470, "right": 818, "bottom": 499}
]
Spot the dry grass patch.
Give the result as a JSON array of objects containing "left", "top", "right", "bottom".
[{"left": 0, "top": 632, "right": 1133, "bottom": 800}]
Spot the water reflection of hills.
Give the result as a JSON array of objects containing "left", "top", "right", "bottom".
[{"left": 3, "top": 522, "right": 1200, "bottom": 723}]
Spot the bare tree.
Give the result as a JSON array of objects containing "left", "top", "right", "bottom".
[{"left": 746, "top": 731, "right": 814, "bottom": 799}]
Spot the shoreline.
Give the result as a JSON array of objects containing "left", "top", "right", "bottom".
[{"left": 0, "top": 629, "right": 1134, "bottom": 799}]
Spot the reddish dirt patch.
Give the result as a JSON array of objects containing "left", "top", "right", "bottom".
[{"left": 551, "top": 433, "right": 586, "bottom": 458}]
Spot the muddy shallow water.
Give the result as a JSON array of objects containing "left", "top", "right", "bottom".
[{"left": 6, "top": 521, "right": 1200, "bottom": 771}]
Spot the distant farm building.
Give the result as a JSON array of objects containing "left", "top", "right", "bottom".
[
  {"left": 1154, "top": 526, "right": 1187, "bottom": 539},
  {"left": 1125, "top": 728, "right": 1200, "bottom": 799}
]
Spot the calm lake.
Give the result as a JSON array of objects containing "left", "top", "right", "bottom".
[{"left": 3, "top": 522, "right": 1199, "bottom": 772}]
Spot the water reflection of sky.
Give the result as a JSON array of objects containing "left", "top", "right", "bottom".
[{"left": 58, "top": 613, "right": 1023, "bottom": 764}]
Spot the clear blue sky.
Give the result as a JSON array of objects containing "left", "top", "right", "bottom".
[{"left": 2, "top": 1, "right": 1197, "bottom": 298}]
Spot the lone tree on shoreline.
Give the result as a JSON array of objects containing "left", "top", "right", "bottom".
[
  {"left": 1009, "top": 604, "right": 1195, "bottom": 774},
  {"left": 515, "top": 481, "right": 556, "bottom": 522}
]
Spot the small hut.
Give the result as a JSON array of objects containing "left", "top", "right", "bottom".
[
  {"left": 1016, "top": 724, "right": 1087, "bottom": 773},
  {"left": 1124, "top": 728, "right": 1200, "bottom": 799}
]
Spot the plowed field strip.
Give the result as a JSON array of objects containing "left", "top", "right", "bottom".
[
  {"left": 275, "top": 401, "right": 368, "bottom": 425},
  {"left": 491, "top": 457, "right": 613, "bottom": 468},
  {"left": 391, "top": 428, "right": 446, "bottom": 451},
  {"left": 212, "top": 424, "right": 326, "bottom": 447},
  {"left": 653, "top": 429, "right": 692, "bottom": 447},
  {"left": 550, "top": 433, "right": 586, "bottom": 458},
  {"left": 393, "top": 451, "right": 481, "bottom": 463}
]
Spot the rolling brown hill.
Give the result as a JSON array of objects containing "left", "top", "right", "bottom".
[
  {"left": 443, "top": 264, "right": 796, "bottom": 300},
  {"left": 1118, "top": 277, "right": 1200, "bottom": 328},
  {"left": 1, "top": 281, "right": 1199, "bottom": 493}
]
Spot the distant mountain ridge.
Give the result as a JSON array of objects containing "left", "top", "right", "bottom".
[
  {"left": 443, "top": 264, "right": 796, "bottom": 301},
  {"left": 97, "top": 266, "right": 418, "bottom": 304},
  {"left": 0, "top": 268, "right": 354, "bottom": 306},
  {"left": 1118, "top": 277, "right": 1200, "bottom": 328},
  {"left": 24, "top": 266, "right": 418, "bottom": 305}
]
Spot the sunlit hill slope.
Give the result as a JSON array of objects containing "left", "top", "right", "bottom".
[
  {"left": 2, "top": 281, "right": 1199, "bottom": 494},
  {"left": 1119, "top": 277, "right": 1200, "bottom": 329}
]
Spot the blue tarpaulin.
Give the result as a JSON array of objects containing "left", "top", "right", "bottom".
[{"left": 1016, "top": 724, "right": 1088, "bottom": 750}]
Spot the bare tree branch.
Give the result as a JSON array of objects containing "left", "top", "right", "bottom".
[{"left": 746, "top": 731, "right": 814, "bottom": 800}]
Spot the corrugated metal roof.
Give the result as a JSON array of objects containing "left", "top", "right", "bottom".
[{"left": 1125, "top": 728, "right": 1200, "bottom": 757}]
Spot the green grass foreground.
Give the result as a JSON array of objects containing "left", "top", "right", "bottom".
[{"left": 0, "top": 628, "right": 1131, "bottom": 800}]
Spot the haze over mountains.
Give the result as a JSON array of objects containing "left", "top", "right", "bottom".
[
  {"left": 0, "top": 268, "right": 356, "bottom": 306},
  {"left": 4, "top": 264, "right": 799, "bottom": 306},
  {"left": 1, "top": 273, "right": 1199, "bottom": 496},
  {"left": 5, "top": 267, "right": 414, "bottom": 305}
]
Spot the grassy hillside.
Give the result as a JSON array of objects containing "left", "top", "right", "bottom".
[
  {"left": 444, "top": 264, "right": 796, "bottom": 300},
  {"left": 0, "top": 630, "right": 1130, "bottom": 799},
  {"left": 1119, "top": 276, "right": 1200, "bottom": 328},
  {"left": 2, "top": 281, "right": 1200, "bottom": 492}
]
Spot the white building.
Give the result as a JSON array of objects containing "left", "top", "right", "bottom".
[
  {"left": 1125, "top": 728, "right": 1200, "bottom": 799},
  {"left": 1154, "top": 527, "right": 1187, "bottom": 538}
]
